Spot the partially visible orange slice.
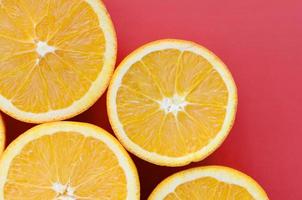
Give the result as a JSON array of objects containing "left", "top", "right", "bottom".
[
  {"left": 107, "top": 39, "right": 237, "bottom": 166},
  {"left": 149, "top": 166, "right": 269, "bottom": 200},
  {"left": 0, "top": 114, "right": 5, "bottom": 155},
  {"left": 0, "top": 122, "right": 139, "bottom": 199},
  {"left": 0, "top": 0, "right": 116, "bottom": 123}
]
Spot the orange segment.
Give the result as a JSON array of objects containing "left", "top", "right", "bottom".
[
  {"left": 168, "top": 177, "right": 254, "bottom": 199},
  {"left": 120, "top": 61, "right": 162, "bottom": 100},
  {"left": 0, "top": 53, "right": 37, "bottom": 99},
  {"left": 116, "top": 86, "right": 160, "bottom": 124},
  {"left": 108, "top": 39, "right": 237, "bottom": 166},
  {"left": 186, "top": 69, "right": 229, "bottom": 105},
  {"left": 148, "top": 166, "right": 269, "bottom": 200},
  {"left": 123, "top": 111, "right": 165, "bottom": 151},
  {"left": 45, "top": 0, "right": 83, "bottom": 40},
  {"left": 185, "top": 104, "right": 227, "bottom": 135},
  {"left": 11, "top": 63, "right": 51, "bottom": 113},
  {"left": 3, "top": 0, "right": 49, "bottom": 41},
  {"left": 19, "top": 0, "right": 50, "bottom": 23},
  {"left": 0, "top": 0, "right": 116, "bottom": 123},
  {"left": 0, "top": 5, "right": 32, "bottom": 41},
  {"left": 0, "top": 122, "right": 139, "bottom": 199},
  {"left": 0, "top": 37, "right": 35, "bottom": 61},
  {"left": 49, "top": 2, "right": 105, "bottom": 53},
  {"left": 35, "top": 0, "right": 82, "bottom": 41},
  {"left": 141, "top": 49, "right": 181, "bottom": 97},
  {"left": 156, "top": 113, "right": 187, "bottom": 157},
  {"left": 176, "top": 51, "right": 213, "bottom": 96},
  {"left": 42, "top": 53, "right": 91, "bottom": 110},
  {"left": 71, "top": 136, "right": 127, "bottom": 198},
  {"left": 55, "top": 50, "right": 104, "bottom": 81},
  {"left": 177, "top": 112, "right": 211, "bottom": 153}
]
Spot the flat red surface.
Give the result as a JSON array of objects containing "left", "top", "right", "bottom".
[{"left": 2, "top": 0, "right": 302, "bottom": 199}]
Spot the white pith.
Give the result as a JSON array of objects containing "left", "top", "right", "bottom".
[
  {"left": 159, "top": 95, "right": 187, "bottom": 115},
  {"left": 36, "top": 41, "right": 56, "bottom": 57},
  {"left": 52, "top": 182, "right": 76, "bottom": 200}
]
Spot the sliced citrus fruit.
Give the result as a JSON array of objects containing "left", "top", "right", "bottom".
[
  {"left": 0, "top": 114, "right": 5, "bottom": 154},
  {"left": 107, "top": 39, "right": 237, "bottom": 166},
  {"left": 0, "top": 0, "right": 116, "bottom": 123},
  {"left": 0, "top": 122, "right": 139, "bottom": 199},
  {"left": 149, "top": 166, "right": 269, "bottom": 200}
]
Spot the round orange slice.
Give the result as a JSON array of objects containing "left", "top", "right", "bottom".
[
  {"left": 0, "top": 122, "right": 140, "bottom": 199},
  {"left": 149, "top": 166, "right": 269, "bottom": 200},
  {"left": 0, "top": 114, "right": 5, "bottom": 154},
  {"left": 0, "top": 0, "right": 116, "bottom": 123},
  {"left": 107, "top": 39, "right": 237, "bottom": 166}
]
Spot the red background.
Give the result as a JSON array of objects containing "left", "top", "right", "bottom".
[{"left": 2, "top": 0, "right": 302, "bottom": 199}]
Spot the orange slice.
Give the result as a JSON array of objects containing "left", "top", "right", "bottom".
[
  {"left": 149, "top": 166, "right": 269, "bottom": 200},
  {"left": 0, "top": 0, "right": 116, "bottom": 123},
  {"left": 107, "top": 39, "right": 237, "bottom": 166},
  {"left": 0, "top": 122, "right": 140, "bottom": 199},
  {"left": 0, "top": 114, "right": 5, "bottom": 154}
]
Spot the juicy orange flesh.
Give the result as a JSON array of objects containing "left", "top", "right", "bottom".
[
  {"left": 117, "top": 50, "right": 228, "bottom": 157},
  {"left": 164, "top": 177, "right": 254, "bottom": 200},
  {"left": 4, "top": 132, "right": 127, "bottom": 199},
  {"left": 0, "top": 0, "right": 105, "bottom": 113}
]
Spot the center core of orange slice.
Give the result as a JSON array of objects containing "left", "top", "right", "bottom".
[
  {"left": 52, "top": 182, "right": 75, "bottom": 200},
  {"left": 36, "top": 41, "right": 56, "bottom": 58},
  {"left": 159, "top": 95, "right": 187, "bottom": 115}
]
